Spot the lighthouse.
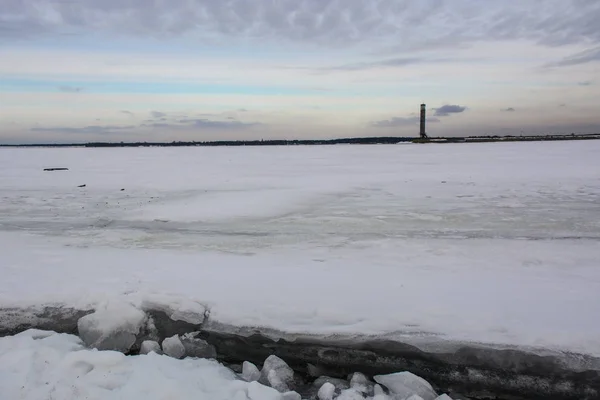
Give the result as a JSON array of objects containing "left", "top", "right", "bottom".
[{"left": 419, "top": 103, "right": 428, "bottom": 139}]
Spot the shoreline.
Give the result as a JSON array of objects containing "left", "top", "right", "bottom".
[
  {"left": 1, "top": 305, "right": 598, "bottom": 400},
  {"left": 1, "top": 133, "right": 600, "bottom": 148}
]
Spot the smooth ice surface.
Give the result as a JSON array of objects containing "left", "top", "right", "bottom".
[{"left": 1, "top": 142, "right": 600, "bottom": 355}]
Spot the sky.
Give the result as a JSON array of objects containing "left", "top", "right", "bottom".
[{"left": 1, "top": 0, "right": 599, "bottom": 144}]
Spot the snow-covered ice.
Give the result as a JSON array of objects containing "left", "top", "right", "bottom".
[
  {"left": 1, "top": 141, "right": 600, "bottom": 357},
  {"left": 0, "top": 330, "right": 258, "bottom": 400},
  {"left": 4, "top": 329, "right": 459, "bottom": 400}
]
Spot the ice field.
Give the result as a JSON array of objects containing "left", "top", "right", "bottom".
[{"left": 1, "top": 141, "right": 600, "bottom": 354}]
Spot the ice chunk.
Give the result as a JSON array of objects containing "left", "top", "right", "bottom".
[
  {"left": 406, "top": 396, "right": 425, "bottom": 400},
  {"left": 337, "top": 388, "right": 366, "bottom": 400},
  {"left": 242, "top": 361, "right": 261, "bottom": 382},
  {"left": 180, "top": 332, "right": 217, "bottom": 359},
  {"left": 141, "top": 295, "right": 207, "bottom": 325},
  {"left": 260, "top": 355, "right": 295, "bottom": 392},
  {"left": 313, "top": 376, "right": 350, "bottom": 391},
  {"left": 307, "top": 363, "right": 324, "bottom": 377},
  {"left": 349, "top": 372, "right": 370, "bottom": 387},
  {"left": 77, "top": 302, "right": 146, "bottom": 352},
  {"left": 282, "top": 391, "right": 301, "bottom": 400},
  {"left": 374, "top": 372, "right": 437, "bottom": 400},
  {"left": 232, "top": 390, "right": 250, "bottom": 400},
  {"left": 268, "top": 369, "right": 290, "bottom": 393},
  {"left": 434, "top": 395, "right": 453, "bottom": 400},
  {"left": 318, "top": 382, "right": 336, "bottom": 400},
  {"left": 349, "top": 372, "right": 374, "bottom": 395},
  {"left": 247, "top": 381, "right": 283, "bottom": 400},
  {"left": 374, "top": 384, "right": 386, "bottom": 396},
  {"left": 373, "top": 395, "right": 389, "bottom": 400},
  {"left": 139, "top": 340, "right": 162, "bottom": 355},
  {"left": 162, "top": 335, "right": 185, "bottom": 359}
]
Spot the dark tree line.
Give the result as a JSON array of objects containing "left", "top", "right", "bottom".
[{"left": 1, "top": 133, "right": 598, "bottom": 148}]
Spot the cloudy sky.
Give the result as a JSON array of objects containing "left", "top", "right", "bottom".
[{"left": 1, "top": 0, "right": 599, "bottom": 143}]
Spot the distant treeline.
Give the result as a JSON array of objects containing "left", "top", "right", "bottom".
[
  {"left": 84, "top": 136, "right": 413, "bottom": 147},
  {"left": 2, "top": 133, "right": 599, "bottom": 148}
]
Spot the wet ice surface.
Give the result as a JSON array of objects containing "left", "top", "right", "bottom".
[{"left": 1, "top": 141, "right": 600, "bottom": 355}]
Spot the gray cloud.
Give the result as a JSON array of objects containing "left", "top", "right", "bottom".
[
  {"left": 150, "top": 111, "right": 167, "bottom": 118},
  {"left": 31, "top": 125, "right": 135, "bottom": 134},
  {"left": 143, "top": 118, "right": 259, "bottom": 130},
  {"left": 188, "top": 119, "right": 259, "bottom": 129},
  {"left": 120, "top": 110, "right": 135, "bottom": 116},
  {"left": 2, "top": 1, "right": 600, "bottom": 50},
  {"left": 58, "top": 85, "right": 83, "bottom": 93},
  {"left": 546, "top": 46, "right": 600, "bottom": 67},
  {"left": 578, "top": 80, "right": 593, "bottom": 86},
  {"left": 434, "top": 105, "right": 467, "bottom": 117},
  {"left": 321, "top": 56, "right": 468, "bottom": 72},
  {"left": 141, "top": 123, "right": 173, "bottom": 129},
  {"left": 503, "top": 107, "right": 516, "bottom": 112},
  {"left": 33, "top": 117, "right": 259, "bottom": 135},
  {"left": 327, "top": 57, "right": 430, "bottom": 71},
  {"left": 371, "top": 116, "right": 441, "bottom": 128}
]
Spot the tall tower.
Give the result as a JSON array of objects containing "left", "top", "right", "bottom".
[{"left": 419, "top": 103, "right": 428, "bottom": 139}]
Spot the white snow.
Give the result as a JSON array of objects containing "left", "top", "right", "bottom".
[
  {"left": 246, "top": 381, "right": 287, "bottom": 400},
  {"left": 0, "top": 330, "right": 261, "bottom": 400},
  {"left": 337, "top": 389, "right": 367, "bottom": 400},
  {"left": 1, "top": 142, "right": 600, "bottom": 356},
  {"left": 282, "top": 391, "right": 302, "bottom": 400}
]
